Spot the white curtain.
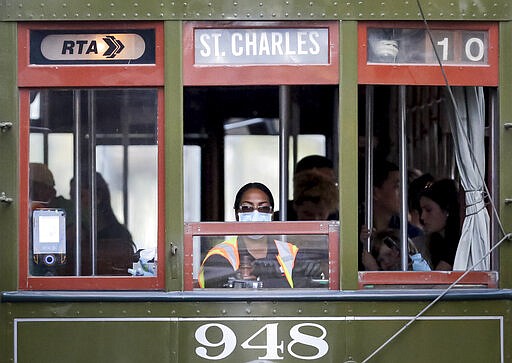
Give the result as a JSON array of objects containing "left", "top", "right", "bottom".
[{"left": 445, "top": 86, "right": 489, "bottom": 270}]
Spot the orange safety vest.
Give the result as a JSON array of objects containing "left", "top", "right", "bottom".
[{"left": 198, "top": 237, "right": 298, "bottom": 288}]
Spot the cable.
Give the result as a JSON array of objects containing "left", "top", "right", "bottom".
[{"left": 360, "top": 232, "right": 512, "bottom": 363}]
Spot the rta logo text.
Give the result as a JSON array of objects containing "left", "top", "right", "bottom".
[{"left": 61, "top": 36, "right": 125, "bottom": 58}]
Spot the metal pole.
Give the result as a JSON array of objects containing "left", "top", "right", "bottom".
[
  {"left": 279, "top": 86, "right": 291, "bottom": 221},
  {"left": 399, "top": 85, "right": 409, "bottom": 271},
  {"left": 73, "top": 91, "right": 82, "bottom": 276},
  {"left": 365, "top": 85, "right": 374, "bottom": 252},
  {"left": 88, "top": 90, "right": 97, "bottom": 275}
]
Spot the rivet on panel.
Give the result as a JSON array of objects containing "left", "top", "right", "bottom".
[
  {"left": 233, "top": 1, "right": 238, "bottom": 5},
  {"left": 272, "top": 308, "right": 277, "bottom": 314},
  {"left": 134, "top": 12, "right": 138, "bottom": 16},
  {"left": 272, "top": 12, "right": 276, "bottom": 17},
  {"left": 297, "top": 12, "right": 301, "bottom": 16},
  {"left": 110, "top": 3, "right": 114, "bottom": 6},
  {"left": 233, "top": 12, "right": 238, "bottom": 17},
  {"left": 246, "top": 308, "right": 251, "bottom": 314},
  {"left": 259, "top": 2, "right": 263, "bottom": 6},
  {"left": 260, "top": 12, "right": 264, "bottom": 17},
  {"left": 284, "top": 12, "right": 289, "bottom": 17},
  {"left": 221, "top": 309, "right": 227, "bottom": 315}
]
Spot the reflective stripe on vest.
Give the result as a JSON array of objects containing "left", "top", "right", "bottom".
[
  {"left": 274, "top": 240, "right": 299, "bottom": 288},
  {"left": 198, "top": 237, "right": 239, "bottom": 288}
]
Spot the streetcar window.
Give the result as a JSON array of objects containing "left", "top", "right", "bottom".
[
  {"left": 358, "top": 85, "right": 497, "bottom": 280},
  {"left": 184, "top": 85, "right": 338, "bottom": 222},
  {"left": 184, "top": 221, "right": 339, "bottom": 290},
  {"left": 28, "top": 89, "right": 159, "bottom": 277}
]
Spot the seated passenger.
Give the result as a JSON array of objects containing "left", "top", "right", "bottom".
[
  {"left": 198, "top": 182, "right": 323, "bottom": 288},
  {"left": 362, "top": 230, "right": 431, "bottom": 271},
  {"left": 292, "top": 169, "right": 339, "bottom": 220},
  {"left": 359, "top": 161, "right": 423, "bottom": 270},
  {"left": 29, "top": 162, "right": 73, "bottom": 215},
  {"left": 413, "top": 179, "right": 461, "bottom": 271},
  {"left": 66, "top": 171, "right": 136, "bottom": 276},
  {"left": 274, "top": 155, "right": 338, "bottom": 221}
]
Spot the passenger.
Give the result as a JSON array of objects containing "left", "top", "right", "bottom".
[
  {"left": 66, "top": 171, "right": 136, "bottom": 275},
  {"left": 359, "top": 161, "right": 423, "bottom": 270},
  {"left": 413, "top": 179, "right": 461, "bottom": 271},
  {"left": 362, "top": 229, "right": 431, "bottom": 271},
  {"left": 292, "top": 169, "right": 338, "bottom": 220},
  {"left": 29, "top": 162, "right": 73, "bottom": 215},
  {"left": 274, "top": 155, "right": 338, "bottom": 221},
  {"left": 198, "top": 182, "right": 323, "bottom": 288}
]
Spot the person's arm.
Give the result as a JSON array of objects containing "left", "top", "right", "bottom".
[{"left": 202, "top": 254, "right": 237, "bottom": 288}]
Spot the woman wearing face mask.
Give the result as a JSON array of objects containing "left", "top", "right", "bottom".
[{"left": 198, "top": 182, "right": 321, "bottom": 288}]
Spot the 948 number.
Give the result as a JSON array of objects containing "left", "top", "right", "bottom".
[{"left": 195, "top": 322, "right": 328, "bottom": 360}]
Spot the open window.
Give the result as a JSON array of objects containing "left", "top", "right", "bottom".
[{"left": 357, "top": 22, "right": 499, "bottom": 288}]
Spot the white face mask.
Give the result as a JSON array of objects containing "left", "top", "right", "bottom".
[{"left": 238, "top": 211, "right": 273, "bottom": 222}]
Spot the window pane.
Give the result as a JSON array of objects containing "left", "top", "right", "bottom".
[{"left": 29, "top": 89, "right": 158, "bottom": 277}]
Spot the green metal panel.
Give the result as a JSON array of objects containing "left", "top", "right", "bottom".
[
  {"left": 339, "top": 20, "right": 359, "bottom": 290},
  {"left": 2, "top": 299, "right": 510, "bottom": 362},
  {"left": 0, "top": 21, "right": 18, "bottom": 292},
  {"left": 165, "top": 20, "right": 185, "bottom": 291},
  {"left": 0, "top": 0, "right": 510, "bottom": 22},
  {"left": 499, "top": 21, "right": 512, "bottom": 289}
]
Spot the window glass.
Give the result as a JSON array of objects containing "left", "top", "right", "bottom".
[
  {"left": 29, "top": 89, "right": 158, "bottom": 277},
  {"left": 195, "top": 233, "right": 329, "bottom": 289}
]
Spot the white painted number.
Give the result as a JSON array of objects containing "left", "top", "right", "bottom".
[
  {"left": 195, "top": 323, "right": 237, "bottom": 360},
  {"left": 437, "top": 36, "right": 485, "bottom": 62},
  {"left": 195, "top": 322, "right": 328, "bottom": 360},
  {"left": 437, "top": 37, "right": 449, "bottom": 61},
  {"left": 465, "top": 37, "right": 485, "bottom": 61},
  {"left": 288, "top": 323, "right": 329, "bottom": 360},
  {"left": 240, "top": 323, "right": 284, "bottom": 360}
]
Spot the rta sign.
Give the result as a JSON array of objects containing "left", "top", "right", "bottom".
[
  {"left": 40, "top": 33, "right": 145, "bottom": 61},
  {"left": 60, "top": 36, "right": 125, "bottom": 58}
]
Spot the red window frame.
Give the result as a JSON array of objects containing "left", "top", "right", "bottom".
[
  {"left": 358, "top": 21, "right": 498, "bottom": 288},
  {"left": 183, "top": 221, "right": 340, "bottom": 291},
  {"left": 358, "top": 21, "right": 498, "bottom": 86},
  {"left": 183, "top": 21, "right": 339, "bottom": 86},
  {"left": 18, "top": 22, "right": 165, "bottom": 290}
]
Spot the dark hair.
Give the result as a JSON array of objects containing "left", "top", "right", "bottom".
[
  {"left": 408, "top": 173, "right": 435, "bottom": 212},
  {"left": 420, "top": 178, "right": 461, "bottom": 248},
  {"left": 233, "top": 182, "right": 274, "bottom": 210},
  {"left": 373, "top": 160, "right": 399, "bottom": 188},
  {"left": 295, "top": 155, "right": 333, "bottom": 174},
  {"left": 420, "top": 179, "right": 459, "bottom": 217}
]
